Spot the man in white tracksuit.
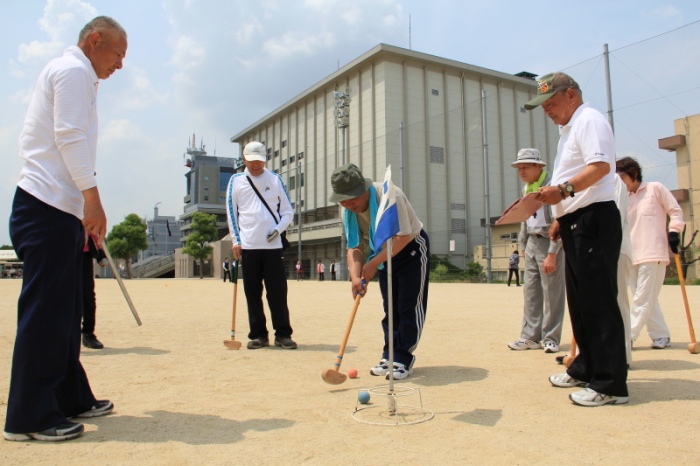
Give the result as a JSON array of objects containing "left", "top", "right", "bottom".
[{"left": 226, "top": 141, "right": 297, "bottom": 350}]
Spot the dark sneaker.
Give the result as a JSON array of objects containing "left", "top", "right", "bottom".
[
  {"left": 247, "top": 337, "right": 269, "bottom": 349},
  {"left": 82, "top": 334, "right": 104, "bottom": 349},
  {"left": 4, "top": 421, "right": 84, "bottom": 442},
  {"left": 274, "top": 337, "right": 297, "bottom": 349},
  {"left": 76, "top": 400, "right": 114, "bottom": 418}
]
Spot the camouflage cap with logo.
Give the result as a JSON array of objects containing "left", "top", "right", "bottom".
[{"left": 524, "top": 72, "right": 579, "bottom": 110}]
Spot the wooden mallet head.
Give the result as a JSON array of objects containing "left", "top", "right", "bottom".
[
  {"left": 321, "top": 368, "right": 347, "bottom": 385},
  {"left": 224, "top": 340, "right": 242, "bottom": 350}
]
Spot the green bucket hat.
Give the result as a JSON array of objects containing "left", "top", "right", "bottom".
[
  {"left": 524, "top": 72, "right": 579, "bottom": 110},
  {"left": 329, "top": 163, "right": 372, "bottom": 203}
]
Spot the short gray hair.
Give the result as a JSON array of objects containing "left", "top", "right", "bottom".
[
  {"left": 78, "top": 16, "right": 126, "bottom": 44},
  {"left": 552, "top": 72, "right": 582, "bottom": 99}
]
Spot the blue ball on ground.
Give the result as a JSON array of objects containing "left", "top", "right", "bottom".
[{"left": 358, "top": 390, "right": 370, "bottom": 404}]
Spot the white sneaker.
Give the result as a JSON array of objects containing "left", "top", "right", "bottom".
[
  {"left": 549, "top": 372, "right": 588, "bottom": 388},
  {"left": 370, "top": 359, "right": 389, "bottom": 376},
  {"left": 508, "top": 339, "right": 541, "bottom": 350},
  {"left": 651, "top": 338, "right": 671, "bottom": 349},
  {"left": 543, "top": 341, "right": 560, "bottom": 353},
  {"left": 385, "top": 362, "right": 413, "bottom": 380},
  {"left": 569, "top": 387, "right": 628, "bottom": 406}
]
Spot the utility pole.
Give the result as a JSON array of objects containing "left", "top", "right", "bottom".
[
  {"left": 334, "top": 89, "right": 351, "bottom": 281},
  {"left": 481, "top": 90, "right": 492, "bottom": 283},
  {"left": 603, "top": 43, "right": 615, "bottom": 134}
]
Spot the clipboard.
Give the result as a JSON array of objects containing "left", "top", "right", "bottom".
[{"left": 495, "top": 192, "right": 543, "bottom": 225}]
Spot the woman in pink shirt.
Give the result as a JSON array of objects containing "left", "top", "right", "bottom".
[{"left": 616, "top": 157, "right": 684, "bottom": 349}]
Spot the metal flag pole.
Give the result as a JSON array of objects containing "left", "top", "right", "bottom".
[{"left": 386, "top": 236, "right": 396, "bottom": 414}]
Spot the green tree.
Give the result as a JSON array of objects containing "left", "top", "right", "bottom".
[
  {"left": 429, "top": 263, "right": 449, "bottom": 281},
  {"left": 106, "top": 214, "right": 148, "bottom": 279},
  {"left": 462, "top": 262, "right": 485, "bottom": 281},
  {"left": 182, "top": 212, "right": 219, "bottom": 279},
  {"left": 0, "top": 245, "right": 13, "bottom": 250}
]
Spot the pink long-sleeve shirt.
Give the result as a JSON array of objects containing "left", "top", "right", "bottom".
[{"left": 628, "top": 181, "right": 684, "bottom": 266}]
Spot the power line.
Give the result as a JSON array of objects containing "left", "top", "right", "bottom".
[{"left": 610, "top": 19, "right": 700, "bottom": 52}]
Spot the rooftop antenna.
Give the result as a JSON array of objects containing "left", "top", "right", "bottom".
[{"left": 409, "top": 14, "right": 411, "bottom": 50}]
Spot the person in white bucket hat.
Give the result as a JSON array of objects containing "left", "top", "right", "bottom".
[{"left": 507, "top": 149, "right": 566, "bottom": 354}]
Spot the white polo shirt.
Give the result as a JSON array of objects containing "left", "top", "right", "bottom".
[
  {"left": 551, "top": 103, "right": 616, "bottom": 218},
  {"left": 18, "top": 46, "right": 99, "bottom": 220}
]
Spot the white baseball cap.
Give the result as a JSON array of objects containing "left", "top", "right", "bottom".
[{"left": 242, "top": 141, "right": 267, "bottom": 162}]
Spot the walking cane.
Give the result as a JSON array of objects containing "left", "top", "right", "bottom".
[{"left": 673, "top": 254, "right": 700, "bottom": 354}]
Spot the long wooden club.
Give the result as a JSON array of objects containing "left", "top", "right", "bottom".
[
  {"left": 321, "top": 293, "right": 362, "bottom": 385},
  {"left": 563, "top": 336, "right": 577, "bottom": 367},
  {"left": 224, "top": 260, "right": 242, "bottom": 350},
  {"left": 673, "top": 253, "right": 700, "bottom": 354}
]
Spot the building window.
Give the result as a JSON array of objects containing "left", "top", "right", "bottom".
[
  {"left": 204, "top": 196, "right": 209, "bottom": 201},
  {"left": 261, "top": 141, "right": 265, "bottom": 146},
  {"left": 299, "top": 173, "right": 304, "bottom": 187},
  {"left": 298, "top": 151, "right": 304, "bottom": 160},
  {"left": 219, "top": 197, "right": 225, "bottom": 202},
  {"left": 500, "top": 234, "right": 511, "bottom": 240},
  {"left": 281, "top": 140, "right": 287, "bottom": 148},
  {"left": 451, "top": 218, "right": 466, "bottom": 233},
  {"left": 219, "top": 172, "right": 232, "bottom": 191},
  {"left": 274, "top": 150, "right": 279, "bottom": 158},
  {"left": 289, "top": 175, "right": 295, "bottom": 190},
  {"left": 432, "top": 89, "right": 439, "bottom": 96},
  {"left": 290, "top": 155, "right": 295, "bottom": 163},
  {"left": 281, "top": 159, "right": 287, "bottom": 167},
  {"left": 266, "top": 154, "right": 271, "bottom": 161},
  {"left": 274, "top": 169, "right": 279, "bottom": 174},
  {"left": 204, "top": 186, "right": 209, "bottom": 191},
  {"left": 451, "top": 203, "right": 465, "bottom": 211},
  {"left": 204, "top": 176, "right": 209, "bottom": 181},
  {"left": 430, "top": 146, "right": 445, "bottom": 164}
]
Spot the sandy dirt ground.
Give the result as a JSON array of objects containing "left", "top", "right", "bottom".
[{"left": 1, "top": 277, "right": 700, "bottom": 465}]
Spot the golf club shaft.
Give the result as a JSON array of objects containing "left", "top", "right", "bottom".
[{"left": 102, "top": 241, "right": 142, "bottom": 326}]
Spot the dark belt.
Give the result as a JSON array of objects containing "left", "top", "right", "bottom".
[{"left": 528, "top": 233, "right": 547, "bottom": 238}]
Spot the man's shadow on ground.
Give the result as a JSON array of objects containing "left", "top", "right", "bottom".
[
  {"left": 410, "top": 365, "right": 489, "bottom": 387},
  {"left": 79, "top": 410, "right": 294, "bottom": 444}
]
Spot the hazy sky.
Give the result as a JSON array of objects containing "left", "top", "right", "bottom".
[{"left": 2, "top": 0, "right": 699, "bottom": 246}]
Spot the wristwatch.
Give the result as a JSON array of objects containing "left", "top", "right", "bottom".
[{"left": 562, "top": 181, "right": 575, "bottom": 198}]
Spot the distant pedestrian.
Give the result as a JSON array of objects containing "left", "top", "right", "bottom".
[
  {"left": 317, "top": 260, "right": 325, "bottom": 281},
  {"left": 223, "top": 257, "right": 231, "bottom": 282},
  {"left": 295, "top": 260, "right": 302, "bottom": 281},
  {"left": 330, "top": 260, "right": 337, "bottom": 281},
  {"left": 507, "top": 251, "right": 520, "bottom": 287}
]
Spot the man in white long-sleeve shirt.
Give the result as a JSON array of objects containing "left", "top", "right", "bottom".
[
  {"left": 226, "top": 141, "right": 297, "bottom": 350},
  {"left": 5, "top": 16, "right": 126, "bottom": 442}
]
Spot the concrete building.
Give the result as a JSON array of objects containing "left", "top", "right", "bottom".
[
  {"left": 659, "top": 113, "right": 700, "bottom": 279},
  {"left": 231, "top": 44, "right": 558, "bottom": 277},
  {"left": 139, "top": 205, "right": 180, "bottom": 261},
  {"left": 180, "top": 135, "right": 242, "bottom": 241}
]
